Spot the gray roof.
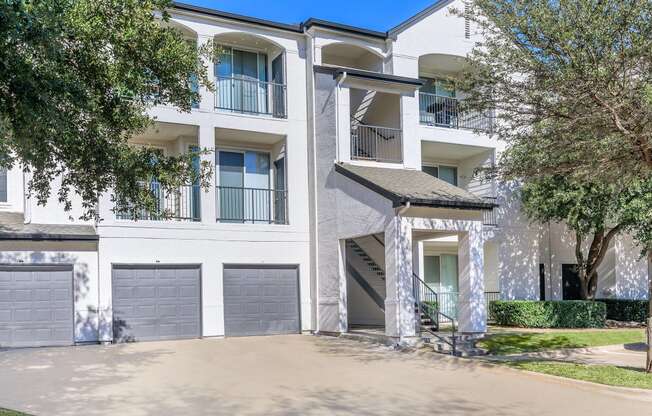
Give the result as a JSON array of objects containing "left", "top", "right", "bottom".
[
  {"left": 335, "top": 163, "right": 495, "bottom": 210},
  {"left": 0, "top": 212, "right": 98, "bottom": 241},
  {"left": 173, "top": 1, "right": 448, "bottom": 41}
]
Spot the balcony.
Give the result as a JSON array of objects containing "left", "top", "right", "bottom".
[
  {"left": 482, "top": 197, "right": 498, "bottom": 226},
  {"left": 216, "top": 186, "right": 288, "bottom": 224},
  {"left": 215, "top": 76, "right": 287, "bottom": 118},
  {"left": 115, "top": 182, "right": 201, "bottom": 222},
  {"left": 419, "top": 93, "right": 494, "bottom": 133},
  {"left": 351, "top": 124, "right": 403, "bottom": 164}
]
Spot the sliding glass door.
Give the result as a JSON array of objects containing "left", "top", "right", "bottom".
[
  {"left": 217, "top": 150, "right": 271, "bottom": 223},
  {"left": 215, "top": 46, "right": 268, "bottom": 114},
  {"left": 423, "top": 254, "right": 459, "bottom": 318}
]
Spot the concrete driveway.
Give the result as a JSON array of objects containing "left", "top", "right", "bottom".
[{"left": 1, "top": 335, "right": 650, "bottom": 416}]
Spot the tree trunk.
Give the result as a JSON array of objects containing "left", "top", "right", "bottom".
[
  {"left": 646, "top": 252, "right": 652, "bottom": 374},
  {"left": 574, "top": 228, "right": 621, "bottom": 301}
]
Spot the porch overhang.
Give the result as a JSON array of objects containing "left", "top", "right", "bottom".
[
  {"left": 0, "top": 212, "right": 98, "bottom": 241},
  {"left": 315, "top": 66, "right": 424, "bottom": 95},
  {"left": 334, "top": 163, "right": 496, "bottom": 211}
]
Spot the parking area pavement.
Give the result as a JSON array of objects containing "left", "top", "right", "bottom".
[{"left": 0, "top": 335, "right": 650, "bottom": 416}]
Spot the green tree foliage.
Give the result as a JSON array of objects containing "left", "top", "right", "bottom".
[
  {"left": 521, "top": 176, "right": 652, "bottom": 299},
  {"left": 0, "top": 0, "right": 214, "bottom": 219},
  {"left": 455, "top": 0, "right": 652, "bottom": 370},
  {"left": 457, "top": 0, "right": 652, "bottom": 183}
]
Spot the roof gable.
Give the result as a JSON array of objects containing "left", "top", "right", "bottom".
[{"left": 388, "top": 0, "right": 455, "bottom": 38}]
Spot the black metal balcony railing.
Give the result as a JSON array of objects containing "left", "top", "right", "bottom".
[
  {"left": 419, "top": 93, "right": 494, "bottom": 133},
  {"left": 350, "top": 124, "right": 403, "bottom": 163},
  {"left": 216, "top": 186, "right": 288, "bottom": 224},
  {"left": 482, "top": 196, "right": 498, "bottom": 226},
  {"left": 215, "top": 76, "right": 287, "bottom": 118},
  {"left": 115, "top": 182, "right": 201, "bottom": 222}
]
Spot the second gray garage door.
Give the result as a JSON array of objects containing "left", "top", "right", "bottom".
[
  {"left": 112, "top": 265, "right": 201, "bottom": 342},
  {"left": 0, "top": 265, "right": 73, "bottom": 348},
  {"left": 223, "top": 265, "right": 300, "bottom": 337}
]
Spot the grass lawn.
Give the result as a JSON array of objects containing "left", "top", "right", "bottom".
[
  {"left": 478, "top": 329, "right": 645, "bottom": 355},
  {"left": 508, "top": 361, "right": 652, "bottom": 390},
  {"left": 0, "top": 409, "right": 30, "bottom": 416}
]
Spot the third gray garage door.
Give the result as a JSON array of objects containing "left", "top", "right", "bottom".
[
  {"left": 223, "top": 265, "right": 300, "bottom": 337},
  {"left": 112, "top": 265, "right": 201, "bottom": 342}
]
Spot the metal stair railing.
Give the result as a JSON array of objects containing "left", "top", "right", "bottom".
[{"left": 412, "top": 273, "right": 457, "bottom": 356}]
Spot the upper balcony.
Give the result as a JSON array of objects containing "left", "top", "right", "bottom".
[
  {"left": 213, "top": 33, "right": 287, "bottom": 119},
  {"left": 349, "top": 88, "right": 402, "bottom": 164},
  {"left": 109, "top": 122, "right": 289, "bottom": 226},
  {"left": 418, "top": 54, "right": 494, "bottom": 133}
]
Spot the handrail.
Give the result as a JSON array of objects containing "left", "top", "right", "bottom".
[
  {"left": 413, "top": 272, "right": 457, "bottom": 355},
  {"left": 371, "top": 234, "right": 385, "bottom": 247},
  {"left": 350, "top": 115, "right": 399, "bottom": 142}
]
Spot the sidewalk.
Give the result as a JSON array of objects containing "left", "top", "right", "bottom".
[{"left": 484, "top": 342, "right": 647, "bottom": 369}]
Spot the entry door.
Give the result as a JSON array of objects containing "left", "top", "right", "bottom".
[
  {"left": 218, "top": 151, "right": 244, "bottom": 222},
  {"left": 539, "top": 264, "right": 546, "bottom": 301},
  {"left": 562, "top": 264, "right": 583, "bottom": 300}
]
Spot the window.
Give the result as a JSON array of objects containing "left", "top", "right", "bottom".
[
  {"left": 422, "top": 164, "right": 458, "bottom": 187},
  {"left": 0, "top": 168, "right": 6, "bottom": 202},
  {"left": 420, "top": 78, "right": 456, "bottom": 98}
]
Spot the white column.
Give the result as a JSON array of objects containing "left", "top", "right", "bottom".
[
  {"left": 400, "top": 93, "right": 421, "bottom": 169},
  {"left": 198, "top": 125, "right": 216, "bottom": 224},
  {"left": 457, "top": 224, "right": 487, "bottom": 334},
  {"left": 336, "top": 84, "right": 351, "bottom": 163},
  {"left": 384, "top": 216, "right": 417, "bottom": 340},
  {"left": 198, "top": 35, "right": 214, "bottom": 112}
]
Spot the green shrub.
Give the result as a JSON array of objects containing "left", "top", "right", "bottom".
[
  {"left": 489, "top": 300, "right": 606, "bottom": 328},
  {"left": 597, "top": 299, "right": 648, "bottom": 323}
]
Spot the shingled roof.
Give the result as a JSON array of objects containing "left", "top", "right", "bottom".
[
  {"left": 335, "top": 163, "right": 495, "bottom": 210},
  {"left": 0, "top": 212, "right": 98, "bottom": 241}
]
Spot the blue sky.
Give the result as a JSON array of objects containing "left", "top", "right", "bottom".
[{"left": 179, "top": 0, "right": 437, "bottom": 32}]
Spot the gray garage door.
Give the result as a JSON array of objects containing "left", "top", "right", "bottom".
[
  {"left": 112, "top": 265, "right": 201, "bottom": 342},
  {"left": 223, "top": 265, "right": 300, "bottom": 337},
  {"left": 0, "top": 265, "right": 74, "bottom": 348}
]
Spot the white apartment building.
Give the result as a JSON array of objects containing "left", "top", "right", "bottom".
[{"left": 0, "top": 0, "right": 649, "bottom": 348}]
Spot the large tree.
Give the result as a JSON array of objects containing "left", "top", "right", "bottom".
[
  {"left": 0, "top": 0, "right": 213, "bottom": 219},
  {"left": 521, "top": 175, "right": 652, "bottom": 300},
  {"left": 457, "top": 0, "right": 652, "bottom": 371}
]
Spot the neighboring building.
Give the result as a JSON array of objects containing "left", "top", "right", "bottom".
[{"left": 0, "top": 0, "right": 649, "bottom": 348}]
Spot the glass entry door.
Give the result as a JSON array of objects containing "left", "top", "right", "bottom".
[{"left": 423, "top": 254, "right": 459, "bottom": 319}]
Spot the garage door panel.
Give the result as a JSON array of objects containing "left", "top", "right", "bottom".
[
  {"left": 112, "top": 266, "right": 201, "bottom": 342},
  {"left": 0, "top": 266, "right": 74, "bottom": 347},
  {"left": 224, "top": 266, "right": 300, "bottom": 337}
]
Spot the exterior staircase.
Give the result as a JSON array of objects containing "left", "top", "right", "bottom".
[{"left": 347, "top": 239, "right": 385, "bottom": 281}]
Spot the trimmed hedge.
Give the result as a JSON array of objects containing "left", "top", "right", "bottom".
[
  {"left": 489, "top": 300, "right": 606, "bottom": 328},
  {"left": 597, "top": 299, "right": 649, "bottom": 323}
]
